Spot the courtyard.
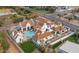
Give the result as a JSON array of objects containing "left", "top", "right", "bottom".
[{"left": 19, "top": 40, "right": 37, "bottom": 53}]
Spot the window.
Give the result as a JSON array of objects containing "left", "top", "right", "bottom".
[
  {"left": 46, "top": 29, "right": 49, "bottom": 31},
  {"left": 20, "top": 39, "right": 21, "bottom": 42},
  {"left": 27, "top": 27, "right": 29, "bottom": 30},
  {"left": 62, "top": 30, "right": 64, "bottom": 33},
  {"left": 57, "top": 31, "right": 60, "bottom": 34},
  {"left": 31, "top": 26, "right": 33, "bottom": 29},
  {"left": 23, "top": 28, "right": 26, "bottom": 31}
]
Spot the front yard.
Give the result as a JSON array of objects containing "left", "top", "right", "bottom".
[{"left": 19, "top": 41, "right": 36, "bottom": 53}]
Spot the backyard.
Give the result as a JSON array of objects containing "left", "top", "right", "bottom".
[{"left": 19, "top": 40, "right": 37, "bottom": 53}]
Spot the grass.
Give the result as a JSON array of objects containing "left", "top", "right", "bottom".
[
  {"left": 19, "top": 41, "right": 36, "bottom": 53},
  {"left": 50, "top": 42, "right": 62, "bottom": 49},
  {"left": 37, "top": 10, "right": 49, "bottom": 14},
  {"left": 0, "top": 32, "right": 9, "bottom": 52},
  {"left": 67, "top": 34, "right": 79, "bottom": 44}
]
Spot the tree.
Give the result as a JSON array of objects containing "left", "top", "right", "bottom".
[
  {"left": 48, "top": 6, "right": 56, "bottom": 13},
  {"left": 75, "top": 8, "right": 79, "bottom": 12},
  {"left": 10, "top": 14, "right": 23, "bottom": 23},
  {"left": 57, "top": 14, "right": 62, "bottom": 18},
  {"left": 26, "top": 13, "right": 39, "bottom": 19},
  {"left": 67, "top": 17, "right": 72, "bottom": 21},
  {"left": 0, "top": 21, "right": 3, "bottom": 27}
]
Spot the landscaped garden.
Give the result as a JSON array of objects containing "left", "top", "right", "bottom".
[
  {"left": 0, "top": 32, "right": 9, "bottom": 52},
  {"left": 67, "top": 34, "right": 79, "bottom": 44},
  {"left": 19, "top": 41, "right": 36, "bottom": 53}
]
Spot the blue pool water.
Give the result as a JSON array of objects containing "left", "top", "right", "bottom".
[{"left": 24, "top": 31, "right": 34, "bottom": 38}]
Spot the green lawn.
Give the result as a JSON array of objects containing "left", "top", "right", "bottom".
[
  {"left": 50, "top": 42, "right": 62, "bottom": 49},
  {"left": 68, "top": 34, "right": 79, "bottom": 44},
  {"left": 19, "top": 41, "right": 36, "bottom": 53}
]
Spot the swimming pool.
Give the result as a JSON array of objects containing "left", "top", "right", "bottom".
[{"left": 24, "top": 31, "right": 34, "bottom": 38}]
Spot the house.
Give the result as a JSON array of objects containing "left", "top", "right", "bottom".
[
  {"left": 11, "top": 16, "right": 71, "bottom": 45},
  {"left": 34, "top": 31, "right": 54, "bottom": 45},
  {"left": 56, "top": 6, "right": 73, "bottom": 16},
  {"left": 11, "top": 20, "right": 34, "bottom": 43},
  {"left": 19, "top": 20, "right": 33, "bottom": 31},
  {"left": 12, "top": 31, "right": 24, "bottom": 43},
  {"left": 33, "top": 17, "right": 70, "bottom": 45}
]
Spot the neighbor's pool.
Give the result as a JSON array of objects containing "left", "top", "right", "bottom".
[{"left": 24, "top": 31, "right": 34, "bottom": 38}]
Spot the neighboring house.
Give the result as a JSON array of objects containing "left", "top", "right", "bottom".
[
  {"left": 56, "top": 6, "right": 72, "bottom": 12},
  {"left": 56, "top": 6, "right": 73, "bottom": 15}
]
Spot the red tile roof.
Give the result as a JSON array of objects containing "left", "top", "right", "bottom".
[
  {"left": 35, "top": 31, "right": 53, "bottom": 41},
  {"left": 19, "top": 20, "right": 33, "bottom": 27},
  {"left": 54, "top": 26, "right": 64, "bottom": 31},
  {"left": 17, "top": 16, "right": 65, "bottom": 42}
]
